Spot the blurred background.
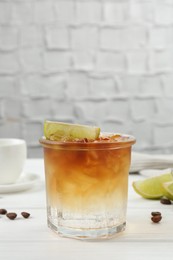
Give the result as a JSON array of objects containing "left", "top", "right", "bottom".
[{"left": 0, "top": 0, "right": 173, "bottom": 157}]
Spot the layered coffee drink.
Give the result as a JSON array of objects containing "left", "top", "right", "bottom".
[{"left": 40, "top": 122, "right": 135, "bottom": 239}]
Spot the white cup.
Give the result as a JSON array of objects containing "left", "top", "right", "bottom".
[{"left": 0, "top": 139, "right": 27, "bottom": 185}]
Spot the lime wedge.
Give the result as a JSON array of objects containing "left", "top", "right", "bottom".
[
  {"left": 44, "top": 121, "right": 100, "bottom": 141},
  {"left": 132, "top": 173, "right": 173, "bottom": 199},
  {"left": 162, "top": 181, "right": 173, "bottom": 200}
]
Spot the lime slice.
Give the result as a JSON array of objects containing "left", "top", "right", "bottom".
[
  {"left": 132, "top": 173, "right": 173, "bottom": 199},
  {"left": 44, "top": 121, "right": 100, "bottom": 141},
  {"left": 162, "top": 181, "right": 173, "bottom": 200}
]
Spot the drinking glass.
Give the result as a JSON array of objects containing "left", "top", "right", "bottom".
[{"left": 40, "top": 134, "right": 135, "bottom": 240}]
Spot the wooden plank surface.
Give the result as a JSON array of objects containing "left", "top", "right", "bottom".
[{"left": 0, "top": 159, "right": 173, "bottom": 259}]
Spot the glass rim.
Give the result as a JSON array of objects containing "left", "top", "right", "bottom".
[{"left": 39, "top": 133, "right": 136, "bottom": 150}]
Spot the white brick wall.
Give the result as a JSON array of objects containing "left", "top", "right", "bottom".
[
  {"left": 54, "top": 1, "right": 75, "bottom": 25},
  {"left": 0, "top": 53, "right": 19, "bottom": 74},
  {"left": 100, "top": 27, "right": 147, "bottom": 51},
  {"left": 72, "top": 51, "right": 94, "bottom": 71},
  {"left": 149, "top": 51, "right": 173, "bottom": 72},
  {"left": 10, "top": 2, "right": 33, "bottom": 25},
  {"left": 43, "top": 51, "right": 71, "bottom": 73},
  {"left": 0, "top": 2, "right": 11, "bottom": 24},
  {"left": 20, "top": 25, "right": 43, "bottom": 47},
  {"left": 96, "top": 52, "right": 125, "bottom": 72},
  {"left": 162, "top": 74, "right": 173, "bottom": 97},
  {"left": 70, "top": 27, "right": 98, "bottom": 50},
  {"left": 19, "top": 48, "right": 43, "bottom": 73},
  {"left": 0, "top": 27, "right": 19, "bottom": 51},
  {"left": 45, "top": 26, "right": 70, "bottom": 50},
  {"left": 149, "top": 27, "right": 173, "bottom": 50},
  {"left": 0, "top": 0, "right": 173, "bottom": 157},
  {"left": 103, "top": 2, "right": 128, "bottom": 26},
  {"left": 33, "top": 1, "right": 55, "bottom": 24},
  {"left": 75, "top": 1, "right": 101, "bottom": 25},
  {"left": 126, "top": 51, "right": 147, "bottom": 74},
  {"left": 154, "top": 3, "right": 173, "bottom": 25}
]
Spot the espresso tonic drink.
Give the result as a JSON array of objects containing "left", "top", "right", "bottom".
[{"left": 40, "top": 122, "right": 135, "bottom": 240}]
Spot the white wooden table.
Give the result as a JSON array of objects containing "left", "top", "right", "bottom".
[{"left": 1, "top": 159, "right": 173, "bottom": 260}]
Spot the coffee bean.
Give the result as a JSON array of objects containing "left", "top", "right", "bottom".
[
  {"left": 151, "top": 211, "right": 161, "bottom": 217},
  {"left": 21, "top": 212, "right": 30, "bottom": 219},
  {"left": 0, "top": 208, "right": 7, "bottom": 215},
  {"left": 160, "top": 198, "right": 172, "bottom": 205},
  {"left": 6, "top": 212, "right": 17, "bottom": 220},
  {"left": 151, "top": 215, "right": 162, "bottom": 223}
]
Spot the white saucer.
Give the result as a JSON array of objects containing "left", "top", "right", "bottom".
[{"left": 0, "top": 173, "right": 41, "bottom": 193}]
